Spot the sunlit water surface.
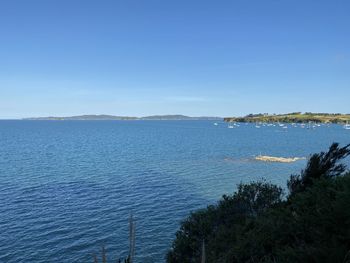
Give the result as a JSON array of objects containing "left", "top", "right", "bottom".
[{"left": 0, "top": 121, "right": 349, "bottom": 262}]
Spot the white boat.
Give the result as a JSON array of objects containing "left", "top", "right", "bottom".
[
  {"left": 214, "top": 122, "right": 218, "bottom": 126},
  {"left": 344, "top": 122, "right": 350, "bottom": 130},
  {"left": 306, "top": 121, "right": 315, "bottom": 129},
  {"left": 228, "top": 125, "right": 234, "bottom": 129}
]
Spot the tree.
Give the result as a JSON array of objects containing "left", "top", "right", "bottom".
[
  {"left": 288, "top": 143, "right": 350, "bottom": 195},
  {"left": 166, "top": 181, "right": 283, "bottom": 262},
  {"left": 167, "top": 143, "right": 350, "bottom": 263}
]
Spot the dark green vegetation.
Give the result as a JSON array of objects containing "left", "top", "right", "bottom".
[
  {"left": 167, "top": 143, "right": 350, "bottom": 263},
  {"left": 224, "top": 112, "right": 350, "bottom": 124},
  {"left": 23, "top": 115, "right": 222, "bottom": 121}
]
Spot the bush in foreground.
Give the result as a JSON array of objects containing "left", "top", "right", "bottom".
[{"left": 167, "top": 143, "right": 350, "bottom": 263}]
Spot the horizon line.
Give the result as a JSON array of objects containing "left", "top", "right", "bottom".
[{"left": 1, "top": 111, "right": 350, "bottom": 120}]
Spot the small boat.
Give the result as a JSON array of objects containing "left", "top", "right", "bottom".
[
  {"left": 344, "top": 122, "right": 350, "bottom": 130},
  {"left": 214, "top": 122, "right": 218, "bottom": 126},
  {"left": 306, "top": 122, "right": 315, "bottom": 129},
  {"left": 228, "top": 125, "right": 234, "bottom": 129}
]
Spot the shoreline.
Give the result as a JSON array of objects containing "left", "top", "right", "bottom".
[{"left": 224, "top": 113, "right": 350, "bottom": 124}]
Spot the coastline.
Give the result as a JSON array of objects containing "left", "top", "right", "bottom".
[{"left": 224, "top": 113, "right": 350, "bottom": 124}]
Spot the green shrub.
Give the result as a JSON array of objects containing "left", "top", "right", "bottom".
[{"left": 167, "top": 143, "right": 350, "bottom": 263}]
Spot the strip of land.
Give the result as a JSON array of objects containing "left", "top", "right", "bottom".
[
  {"left": 254, "top": 155, "right": 306, "bottom": 163},
  {"left": 224, "top": 112, "right": 350, "bottom": 124},
  {"left": 22, "top": 115, "right": 222, "bottom": 121}
]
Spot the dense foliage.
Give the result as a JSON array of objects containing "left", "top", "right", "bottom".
[
  {"left": 224, "top": 113, "right": 350, "bottom": 124},
  {"left": 167, "top": 143, "right": 350, "bottom": 263}
]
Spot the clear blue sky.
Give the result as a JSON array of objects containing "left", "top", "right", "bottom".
[{"left": 0, "top": 0, "right": 349, "bottom": 118}]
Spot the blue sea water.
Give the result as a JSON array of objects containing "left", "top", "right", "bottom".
[{"left": 0, "top": 120, "right": 349, "bottom": 263}]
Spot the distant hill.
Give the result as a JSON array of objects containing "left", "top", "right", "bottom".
[
  {"left": 23, "top": 114, "right": 222, "bottom": 121},
  {"left": 23, "top": 115, "right": 138, "bottom": 120},
  {"left": 141, "top": 115, "right": 221, "bottom": 120},
  {"left": 224, "top": 112, "right": 350, "bottom": 124}
]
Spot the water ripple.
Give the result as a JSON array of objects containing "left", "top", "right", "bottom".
[{"left": 0, "top": 121, "right": 349, "bottom": 262}]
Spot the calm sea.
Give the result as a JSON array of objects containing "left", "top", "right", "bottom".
[{"left": 0, "top": 120, "right": 349, "bottom": 262}]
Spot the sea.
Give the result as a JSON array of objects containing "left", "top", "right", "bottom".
[{"left": 0, "top": 120, "right": 349, "bottom": 263}]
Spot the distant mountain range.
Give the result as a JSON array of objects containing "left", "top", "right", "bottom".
[{"left": 23, "top": 114, "right": 222, "bottom": 121}]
